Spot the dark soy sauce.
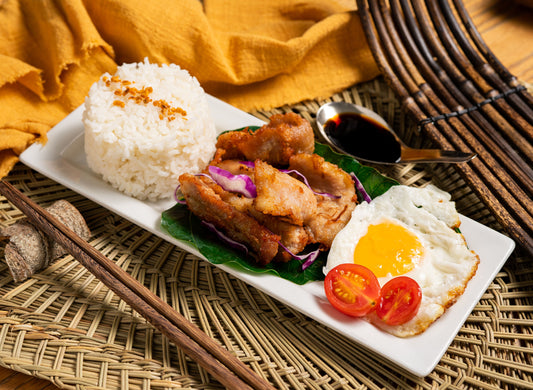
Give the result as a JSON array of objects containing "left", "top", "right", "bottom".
[{"left": 324, "top": 112, "right": 402, "bottom": 163}]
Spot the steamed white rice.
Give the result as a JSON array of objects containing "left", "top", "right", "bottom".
[{"left": 83, "top": 59, "right": 217, "bottom": 201}]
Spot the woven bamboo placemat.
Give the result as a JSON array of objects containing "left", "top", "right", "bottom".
[{"left": 1, "top": 78, "right": 532, "bottom": 389}]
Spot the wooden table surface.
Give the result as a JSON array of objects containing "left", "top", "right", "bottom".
[{"left": 1, "top": 0, "right": 532, "bottom": 389}]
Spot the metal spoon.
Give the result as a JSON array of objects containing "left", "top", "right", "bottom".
[{"left": 316, "top": 102, "right": 476, "bottom": 164}]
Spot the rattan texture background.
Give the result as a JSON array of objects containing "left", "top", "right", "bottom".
[{"left": 1, "top": 78, "right": 532, "bottom": 389}]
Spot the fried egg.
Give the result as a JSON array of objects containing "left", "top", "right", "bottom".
[{"left": 324, "top": 185, "right": 479, "bottom": 337}]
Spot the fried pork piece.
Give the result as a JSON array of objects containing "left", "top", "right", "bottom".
[
  {"left": 249, "top": 211, "right": 310, "bottom": 263},
  {"left": 180, "top": 112, "right": 359, "bottom": 266},
  {"left": 209, "top": 160, "right": 315, "bottom": 262},
  {"left": 215, "top": 112, "right": 314, "bottom": 165},
  {"left": 179, "top": 173, "right": 281, "bottom": 265},
  {"left": 253, "top": 159, "right": 317, "bottom": 226},
  {"left": 289, "top": 153, "right": 357, "bottom": 247}
]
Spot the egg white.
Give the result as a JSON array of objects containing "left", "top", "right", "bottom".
[{"left": 324, "top": 185, "right": 479, "bottom": 337}]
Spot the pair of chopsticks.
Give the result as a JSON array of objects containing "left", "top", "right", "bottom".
[
  {"left": 356, "top": 0, "right": 533, "bottom": 255},
  {"left": 0, "top": 181, "right": 275, "bottom": 390}
]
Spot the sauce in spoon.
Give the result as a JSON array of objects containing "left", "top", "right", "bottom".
[
  {"left": 324, "top": 112, "right": 401, "bottom": 163},
  {"left": 316, "top": 101, "right": 475, "bottom": 164}
]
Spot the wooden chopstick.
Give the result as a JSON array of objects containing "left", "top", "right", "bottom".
[{"left": 0, "top": 180, "right": 275, "bottom": 390}]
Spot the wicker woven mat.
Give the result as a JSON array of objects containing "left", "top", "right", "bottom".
[{"left": 1, "top": 78, "right": 532, "bottom": 389}]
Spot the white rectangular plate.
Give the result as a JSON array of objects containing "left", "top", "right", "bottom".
[{"left": 20, "top": 95, "right": 515, "bottom": 377}]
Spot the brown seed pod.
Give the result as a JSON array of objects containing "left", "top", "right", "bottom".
[{"left": 1, "top": 200, "right": 91, "bottom": 282}]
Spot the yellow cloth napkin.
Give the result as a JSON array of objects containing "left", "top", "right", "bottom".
[{"left": 0, "top": 0, "right": 379, "bottom": 178}]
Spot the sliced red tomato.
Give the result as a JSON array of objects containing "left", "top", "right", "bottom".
[
  {"left": 324, "top": 264, "right": 381, "bottom": 317},
  {"left": 376, "top": 276, "right": 422, "bottom": 326}
]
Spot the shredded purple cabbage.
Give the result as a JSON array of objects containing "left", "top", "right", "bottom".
[
  {"left": 277, "top": 241, "right": 321, "bottom": 270},
  {"left": 350, "top": 172, "right": 372, "bottom": 203},
  {"left": 201, "top": 220, "right": 249, "bottom": 255},
  {"left": 208, "top": 165, "right": 257, "bottom": 198},
  {"left": 300, "top": 251, "right": 320, "bottom": 270},
  {"left": 174, "top": 185, "right": 187, "bottom": 204}
]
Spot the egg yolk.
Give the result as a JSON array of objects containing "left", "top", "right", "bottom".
[{"left": 353, "top": 222, "right": 423, "bottom": 278}]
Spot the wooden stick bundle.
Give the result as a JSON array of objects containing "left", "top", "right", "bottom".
[{"left": 356, "top": 0, "right": 533, "bottom": 255}]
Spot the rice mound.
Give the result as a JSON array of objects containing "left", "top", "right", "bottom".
[{"left": 83, "top": 59, "right": 217, "bottom": 201}]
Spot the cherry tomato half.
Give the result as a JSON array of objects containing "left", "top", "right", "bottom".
[
  {"left": 324, "top": 264, "right": 381, "bottom": 317},
  {"left": 376, "top": 276, "right": 422, "bottom": 326}
]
